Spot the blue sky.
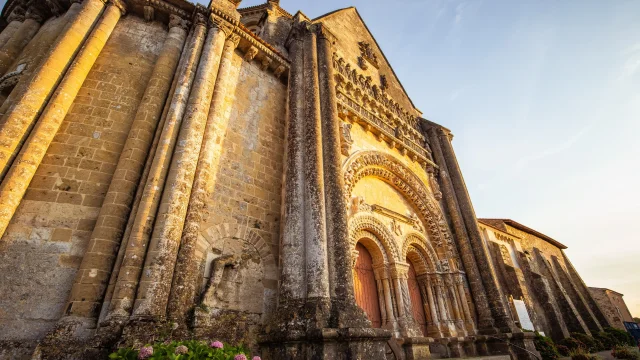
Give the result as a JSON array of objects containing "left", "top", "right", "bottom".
[{"left": 212, "top": 0, "right": 640, "bottom": 316}]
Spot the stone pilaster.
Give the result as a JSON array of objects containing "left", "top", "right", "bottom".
[
  {"left": 426, "top": 127, "right": 498, "bottom": 333},
  {"left": 278, "top": 21, "right": 306, "bottom": 303},
  {"left": 316, "top": 23, "right": 369, "bottom": 329},
  {"left": 64, "top": 14, "right": 187, "bottom": 323},
  {"left": 107, "top": 17, "right": 208, "bottom": 321},
  {"left": 301, "top": 27, "right": 330, "bottom": 302},
  {"left": 132, "top": 18, "right": 233, "bottom": 319},
  {"left": 0, "top": 5, "right": 44, "bottom": 76},
  {"left": 433, "top": 128, "right": 515, "bottom": 332},
  {"left": 167, "top": 25, "right": 242, "bottom": 324},
  {"left": 0, "top": 0, "right": 107, "bottom": 239}
]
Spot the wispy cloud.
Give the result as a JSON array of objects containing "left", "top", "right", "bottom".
[
  {"left": 514, "top": 123, "right": 593, "bottom": 171},
  {"left": 619, "top": 42, "right": 640, "bottom": 81}
]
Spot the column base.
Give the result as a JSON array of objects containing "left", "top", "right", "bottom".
[
  {"left": 259, "top": 327, "right": 391, "bottom": 360},
  {"left": 400, "top": 336, "right": 433, "bottom": 360}
]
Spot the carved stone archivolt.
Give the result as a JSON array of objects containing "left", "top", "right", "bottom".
[
  {"left": 349, "top": 213, "right": 401, "bottom": 264},
  {"left": 344, "top": 151, "right": 455, "bottom": 253}
]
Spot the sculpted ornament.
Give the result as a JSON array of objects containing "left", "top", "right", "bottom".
[
  {"left": 201, "top": 254, "right": 241, "bottom": 308},
  {"left": 390, "top": 219, "right": 403, "bottom": 236},
  {"left": 340, "top": 122, "right": 354, "bottom": 156},
  {"left": 344, "top": 151, "right": 455, "bottom": 252},
  {"left": 358, "top": 41, "right": 379, "bottom": 68}
]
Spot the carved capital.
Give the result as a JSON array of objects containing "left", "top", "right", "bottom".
[
  {"left": 24, "top": 6, "right": 46, "bottom": 23},
  {"left": 108, "top": 0, "right": 127, "bottom": 15},
  {"left": 209, "top": 15, "right": 235, "bottom": 37},
  {"left": 7, "top": 5, "right": 26, "bottom": 23},
  {"left": 285, "top": 21, "right": 309, "bottom": 49},
  {"left": 244, "top": 45, "right": 258, "bottom": 62},
  {"left": 313, "top": 23, "right": 336, "bottom": 43},
  {"left": 225, "top": 34, "right": 241, "bottom": 49},
  {"left": 168, "top": 14, "right": 189, "bottom": 31},
  {"left": 193, "top": 6, "right": 208, "bottom": 27},
  {"left": 44, "top": 0, "right": 64, "bottom": 17}
]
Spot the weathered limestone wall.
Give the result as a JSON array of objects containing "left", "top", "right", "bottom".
[
  {"left": 589, "top": 288, "right": 633, "bottom": 329},
  {"left": 191, "top": 52, "right": 286, "bottom": 344},
  {"left": 0, "top": 16, "right": 165, "bottom": 344}
]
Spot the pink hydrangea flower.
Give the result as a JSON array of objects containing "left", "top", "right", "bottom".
[
  {"left": 175, "top": 345, "right": 188, "bottom": 355},
  {"left": 252, "top": 357, "right": 262, "bottom": 360},
  {"left": 138, "top": 346, "right": 153, "bottom": 359},
  {"left": 234, "top": 354, "right": 248, "bottom": 360},
  {"left": 210, "top": 341, "right": 223, "bottom": 349}
]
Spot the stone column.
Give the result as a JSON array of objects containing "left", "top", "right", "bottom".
[
  {"left": 375, "top": 277, "right": 388, "bottom": 326},
  {"left": 0, "top": 0, "right": 107, "bottom": 240},
  {"left": 132, "top": 19, "right": 233, "bottom": 319},
  {"left": 432, "top": 274, "right": 452, "bottom": 336},
  {"left": 423, "top": 278, "right": 442, "bottom": 337},
  {"left": 382, "top": 276, "right": 397, "bottom": 328},
  {"left": 446, "top": 274, "right": 466, "bottom": 335},
  {"left": 65, "top": 14, "right": 187, "bottom": 321},
  {"left": 456, "top": 274, "right": 476, "bottom": 333},
  {"left": 107, "top": 17, "right": 207, "bottom": 320},
  {"left": 167, "top": 25, "right": 241, "bottom": 323},
  {"left": 0, "top": 0, "right": 106, "bottom": 183},
  {"left": 426, "top": 129, "right": 496, "bottom": 332},
  {"left": 432, "top": 128, "right": 514, "bottom": 332},
  {"left": 279, "top": 23, "right": 306, "bottom": 302},
  {"left": 301, "top": 28, "right": 330, "bottom": 301},
  {"left": 0, "top": 6, "right": 43, "bottom": 77},
  {"left": 0, "top": 6, "right": 26, "bottom": 51}
]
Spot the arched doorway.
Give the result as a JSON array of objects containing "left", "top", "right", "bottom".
[
  {"left": 354, "top": 243, "right": 382, "bottom": 328},
  {"left": 407, "top": 258, "right": 428, "bottom": 336}
]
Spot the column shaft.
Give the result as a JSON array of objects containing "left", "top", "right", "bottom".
[
  {"left": 383, "top": 278, "right": 396, "bottom": 323},
  {"left": 427, "top": 128, "right": 496, "bottom": 331},
  {"left": 302, "top": 29, "right": 330, "bottom": 299},
  {"left": 456, "top": 277, "right": 476, "bottom": 332},
  {"left": 435, "top": 129, "right": 514, "bottom": 331},
  {"left": 133, "top": 24, "right": 229, "bottom": 319},
  {"left": 376, "top": 277, "right": 388, "bottom": 325},
  {"left": 0, "top": 16, "right": 40, "bottom": 76},
  {"left": 279, "top": 31, "right": 305, "bottom": 301},
  {"left": 0, "top": 20, "right": 23, "bottom": 51},
  {"left": 0, "top": 0, "right": 105, "bottom": 183},
  {"left": 167, "top": 29, "right": 240, "bottom": 322},
  {"left": 317, "top": 26, "right": 353, "bottom": 303},
  {"left": 66, "top": 17, "right": 187, "bottom": 320},
  {"left": 107, "top": 22, "right": 207, "bottom": 319},
  {"left": 0, "top": 0, "right": 118, "bottom": 243}
]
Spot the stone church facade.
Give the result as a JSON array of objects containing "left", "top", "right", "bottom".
[{"left": 0, "top": 0, "right": 612, "bottom": 359}]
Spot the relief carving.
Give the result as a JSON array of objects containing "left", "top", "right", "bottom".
[
  {"left": 340, "top": 122, "right": 354, "bottom": 156},
  {"left": 359, "top": 41, "right": 379, "bottom": 69}
]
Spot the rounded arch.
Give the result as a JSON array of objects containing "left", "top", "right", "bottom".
[
  {"left": 348, "top": 213, "right": 401, "bottom": 264},
  {"left": 199, "top": 223, "right": 277, "bottom": 282},
  {"left": 344, "top": 151, "right": 454, "bottom": 251},
  {"left": 402, "top": 231, "right": 440, "bottom": 274}
]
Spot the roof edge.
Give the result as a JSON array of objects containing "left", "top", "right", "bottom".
[{"left": 478, "top": 218, "right": 568, "bottom": 249}]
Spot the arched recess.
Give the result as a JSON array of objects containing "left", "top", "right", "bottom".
[
  {"left": 402, "top": 231, "right": 440, "bottom": 274},
  {"left": 198, "top": 223, "right": 278, "bottom": 320},
  {"left": 343, "top": 151, "right": 455, "bottom": 252},
  {"left": 348, "top": 213, "right": 401, "bottom": 264},
  {"left": 354, "top": 243, "right": 382, "bottom": 328}
]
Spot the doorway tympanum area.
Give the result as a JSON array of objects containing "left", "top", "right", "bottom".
[
  {"left": 353, "top": 243, "right": 382, "bottom": 328},
  {"left": 407, "top": 258, "right": 428, "bottom": 336}
]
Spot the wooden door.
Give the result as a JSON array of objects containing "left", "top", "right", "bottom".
[
  {"left": 354, "top": 243, "right": 382, "bottom": 328},
  {"left": 407, "top": 260, "right": 428, "bottom": 336}
]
